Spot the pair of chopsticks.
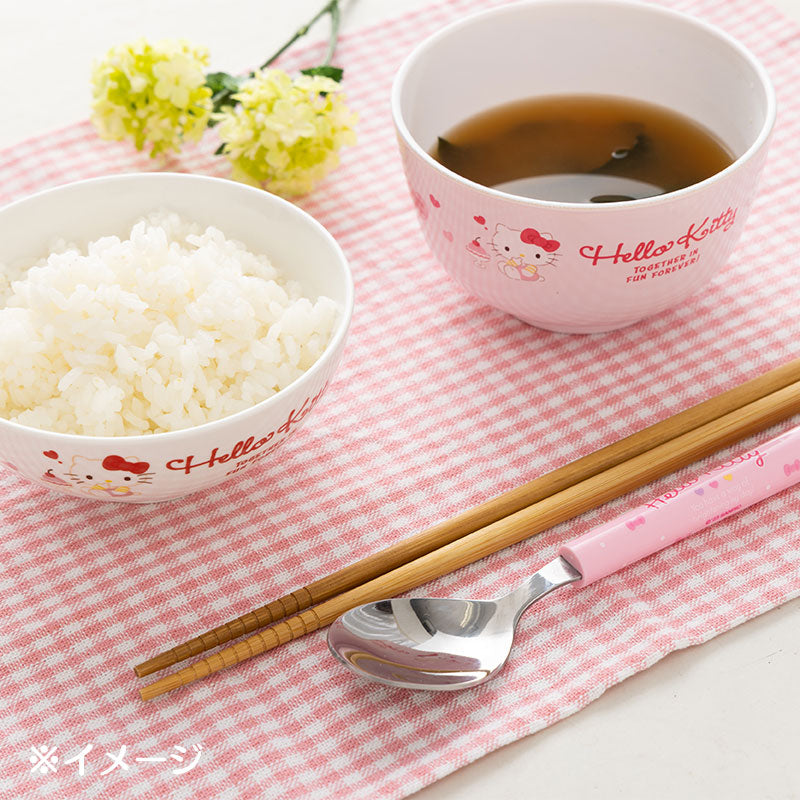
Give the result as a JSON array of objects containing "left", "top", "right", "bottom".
[{"left": 136, "top": 357, "right": 800, "bottom": 700}]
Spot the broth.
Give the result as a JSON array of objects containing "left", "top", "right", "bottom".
[{"left": 431, "top": 94, "right": 734, "bottom": 203}]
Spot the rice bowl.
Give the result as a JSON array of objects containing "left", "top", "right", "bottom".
[{"left": 0, "top": 173, "right": 353, "bottom": 502}]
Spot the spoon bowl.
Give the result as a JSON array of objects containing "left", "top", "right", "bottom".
[{"left": 328, "top": 557, "right": 581, "bottom": 690}]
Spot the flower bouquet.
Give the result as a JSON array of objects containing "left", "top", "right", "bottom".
[{"left": 89, "top": 0, "right": 357, "bottom": 197}]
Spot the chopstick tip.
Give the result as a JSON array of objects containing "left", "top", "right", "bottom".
[
  {"left": 134, "top": 650, "right": 180, "bottom": 678},
  {"left": 140, "top": 673, "right": 182, "bottom": 701},
  {"left": 133, "top": 658, "right": 159, "bottom": 678}
]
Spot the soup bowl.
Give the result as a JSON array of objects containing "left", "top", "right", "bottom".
[{"left": 392, "top": 0, "right": 776, "bottom": 333}]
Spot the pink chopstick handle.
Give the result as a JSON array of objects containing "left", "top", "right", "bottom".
[{"left": 559, "top": 424, "right": 800, "bottom": 587}]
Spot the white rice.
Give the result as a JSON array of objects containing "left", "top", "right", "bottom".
[{"left": 0, "top": 211, "right": 338, "bottom": 436}]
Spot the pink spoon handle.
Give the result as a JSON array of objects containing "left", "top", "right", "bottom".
[{"left": 560, "top": 424, "right": 800, "bottom": 587}]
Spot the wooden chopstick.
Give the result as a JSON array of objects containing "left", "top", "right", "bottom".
[
  {"left": 139, "top": 375, "right": 800, "bottom": 700},
  {"left": 134, "top": 357, "right": 800, "bottom": 679}
]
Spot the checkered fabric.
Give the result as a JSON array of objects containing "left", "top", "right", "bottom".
[{"left": 1, "top": 0, "right": 799, "bottom": 798}]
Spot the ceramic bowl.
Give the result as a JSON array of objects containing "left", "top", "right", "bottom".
[
  {"left": 0, "top": 173, "right": 353, "bottom": 502},
  {"left": 392, "top": 0, "right": 776, "bottom": 333}
]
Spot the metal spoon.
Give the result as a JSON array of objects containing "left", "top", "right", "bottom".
[
  {"left": 328, "top": 425, "right": 800, "bottom": 690},
  {"left": 327, "top": 556, "right": 580, "bottom": 689}
]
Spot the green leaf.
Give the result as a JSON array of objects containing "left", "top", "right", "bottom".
[
  {"left": 301, "top": 65, "right": 344, "bottom": 83},
  {"left": 206, "top": 71, "right": 241, "bottom": 96},
  {"left": 206, "top": 71, "right": 243, "bottom": 116}
]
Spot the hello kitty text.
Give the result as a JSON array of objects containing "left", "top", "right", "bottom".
[
  {"left": 579, "top": 207, "right": 737, "bottom": 267},
  {"left": 165, "top": 387, "right": 326, "bottom": 474}
]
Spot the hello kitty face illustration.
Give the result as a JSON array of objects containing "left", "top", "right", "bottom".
[
  {"left": 64, "top": 455, "right": 154, "bottom": 497},
  {"left": 489, "top": 224, "right": 561, "bottom": 281}
]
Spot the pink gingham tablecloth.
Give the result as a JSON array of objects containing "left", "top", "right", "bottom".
[{"left": 1, "top": 1, "right": 800, "bottom": 798}]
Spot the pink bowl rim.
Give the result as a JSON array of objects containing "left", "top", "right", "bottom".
[{"left": 391, "top": 0, "right": 777, "bottom": 211}]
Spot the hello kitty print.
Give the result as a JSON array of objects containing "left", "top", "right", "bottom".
[
  {"left": 490, "top": 224, "right": 560, "bottom": 281},
  {"left": 410, "top": 194, "right": 562, "bottom": 284},
  {"left": 41, "top": 450, "right": 153, "bottom": 498},
  {"left": 464, "top": 219, "right": 561, "bottom": 282}
]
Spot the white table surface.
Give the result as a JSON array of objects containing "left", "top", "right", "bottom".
[{"left": 3, "top": 1, "right": 799, "bottom": 798}]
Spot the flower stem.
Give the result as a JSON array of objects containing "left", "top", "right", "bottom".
[
  {"left": 322, "top": 1, "right": 341, "bottom": 66},
  {"left": 207, "top": 0, "right": 342, "bottom": 124},
  {"left": 259, "top": 0, "right": 341, "bottom": 71}
]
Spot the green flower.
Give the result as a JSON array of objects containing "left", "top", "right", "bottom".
[
  {"left": 90, "top": 39, "right": 213, "bottom": 157},
  {"left": 214, "top": 69, "right": 357, "bottom": 196}
]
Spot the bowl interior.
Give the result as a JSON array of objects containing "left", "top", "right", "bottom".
[
  {"left": 395, "top": 0, "right": 772, "bottom": 161},
  {"left": 0, "top": 173, "right": 351, "bottom": 310}
]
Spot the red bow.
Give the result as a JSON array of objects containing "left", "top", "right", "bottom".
[
  {"left": 520, "top": 228, "right": 560, "bottom": 252},
  {"left": 102, "top": 455, "right": 151, "bottom": 474}
]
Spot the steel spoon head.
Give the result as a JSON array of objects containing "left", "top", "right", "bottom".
[
  {"left": 327, "top": 556, "right": 581, "bottom": 690},
  {"left": 328, "top": 597, "right": 515, "bottom": 690}
]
